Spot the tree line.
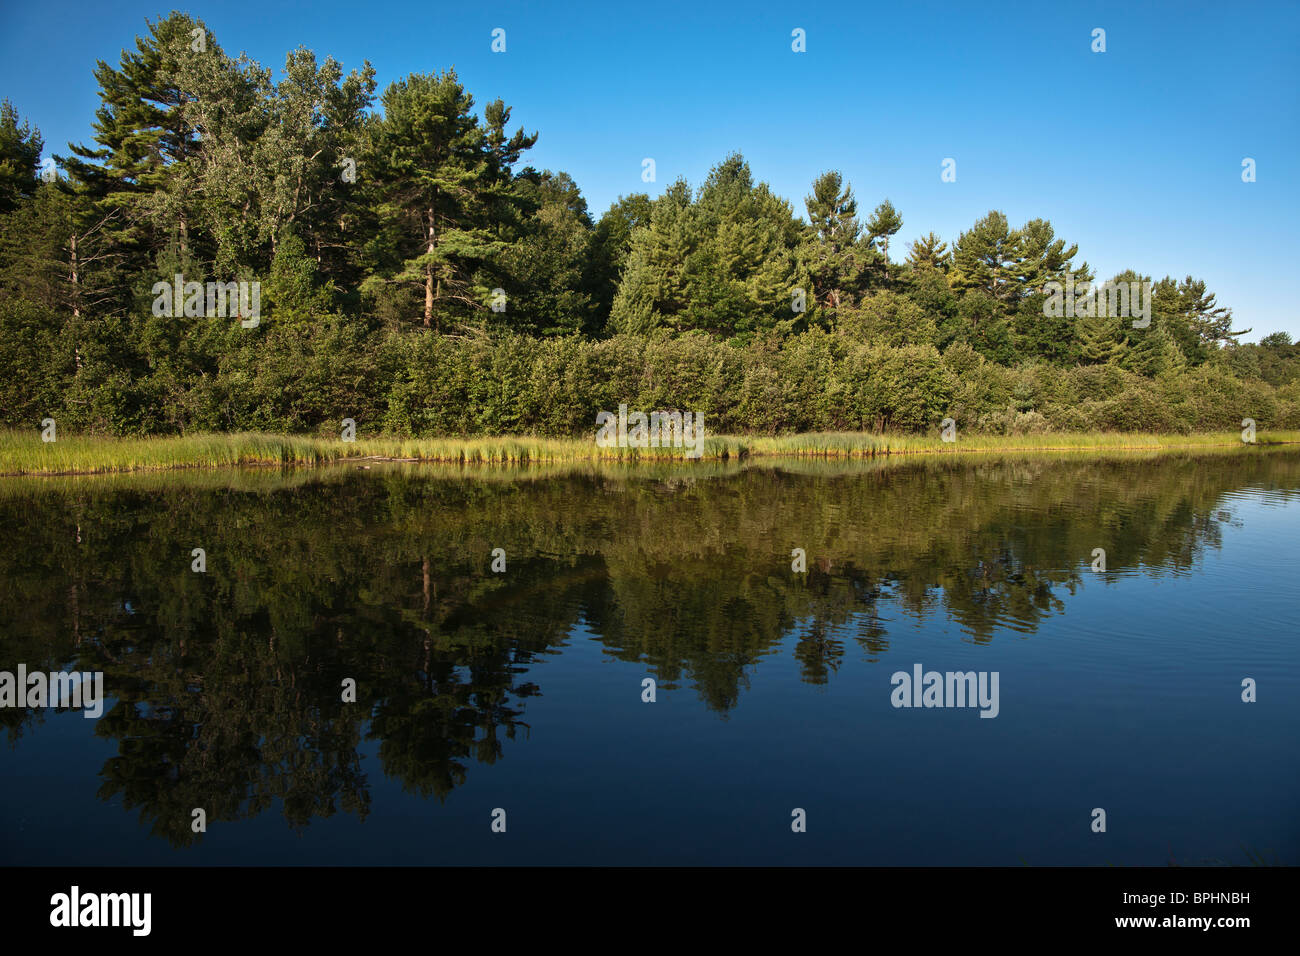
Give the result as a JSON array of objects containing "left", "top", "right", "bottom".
[{"left": 1, "top": 11, "right": 1297, "bottom": 436}]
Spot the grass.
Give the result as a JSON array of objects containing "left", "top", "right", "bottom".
[{"left": 1, "top": 428, "right": 1297, "bottom": 476}]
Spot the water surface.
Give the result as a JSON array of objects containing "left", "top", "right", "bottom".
[{"left": 1, "top": 450, "right": 1297, "bottom": 865}]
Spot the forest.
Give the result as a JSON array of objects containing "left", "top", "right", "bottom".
[{"left": 2, "top": 11, "right": 1298, "bottom": 438}]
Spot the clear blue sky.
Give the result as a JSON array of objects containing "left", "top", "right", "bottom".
[{"left": 2, "top": 0, "right": 1297, "bottom": 340}]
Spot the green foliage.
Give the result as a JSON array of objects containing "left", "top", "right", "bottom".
[
  {"left": 267, "top": 230, "right": 336, "bottom": 319},
  {"left": 838, "top": 290, "right": 937, "bottom": 348},
  {"left": 611, "top": 155, "right": 809, "bottom": 339},
  {"left": 0, "top": 15, "right": 1295, "bottom": 441},
  {"left": 364, "top": 69, "right": 535, "bottom": 330},
  {"left": 493, "top": 170, "right": 594, "bottom": 336},
  {"left": 1076, "top": 312, "right": 1126, "bottom": 365},
  {"left": 864, "top": 199, "right": 903, "bottom": 260},
  {"left": 799, "top": 171, "right": 878, "bottom": 322},
  {"left": 0, "top": 299, "right": 66, "bottom": 423},
  {"left": 0, "top": 99, "right": 42, "bottom": 214},
  {"left": 1152, "top": 276, "right": 1250, "bottom": 363},
  {"left": 906, "top": 232, "right": 950, "bottom": 270},
  {"left": 585, "top": 192, "right": 652, "bottom": 323},
  {"left": 951, "top": 212, "right": 1089, "bottom": 320}
]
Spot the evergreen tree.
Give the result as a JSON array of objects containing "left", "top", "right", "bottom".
[
  {"left": 864, "top": 199, "right": 903, "bottom": 261},
  {"left": 801, "top": 171, "right": 871, "bottom": 318},
  {"left": 951, "top": 211, "right": 1022, "bottom": 303},
  {"left": 805, "top": 171, "right": 859, "bottom": 245},
  {"left": 686, "top": 154, "right": 806, "bottom": 337},
  {"left": 952, "top": 212, "right": 1084, "bottom": 308},
  {"left": 609, "top": 180, "right": 693, "bottom": 335},
  {"left": 0, "top": 99, "right": 43, "bottom": 214},
  {"left": 492, "top": 169, "right": 594, "bottom": 336},
  {"left": 59, "top": 12, "right": 213, "bottom": 284},
  {"left": 364, "top": 70, "right": 535, "bottom": 329},
  {"left": 1014, "top": 218, "right": 1088, "bottom": 291},
  {"left": 905, "top": 232, "right": 949, "bottom": 270},
  {"left": 1122, "top": 318, "right": 1184, "bottom": 377},
  {"left": 586, "top": 192, "right": 652, "bottom": 327},
  {"left": 1151, "top": 275, "right": 1248, "bottom": 360},
  {"left": 0, "top": 183, "right": 120, "bottom": 318},
  {"left": 611, "top": 155, "right": 807, "bottom": 339},
  {"left": 1077, "top": 311, "right": 1126, "bottom": 364}
]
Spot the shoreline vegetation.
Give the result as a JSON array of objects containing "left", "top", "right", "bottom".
[
  {"left": 3, "top": 429, "right": 1298, "bottom": 477},
  {"left": 2, "top": 14, "right": 1300, "bottom": 458}
]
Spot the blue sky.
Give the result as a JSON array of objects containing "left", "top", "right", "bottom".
[{"left": 2, "top": 0, "right": 1297, "bottom": 339}]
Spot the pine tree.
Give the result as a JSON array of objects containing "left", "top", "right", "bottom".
[
  {"left": 0, "top": 99, "right": 43, "bottom": 214},
  {"left": 953, "top": 212, "right": 1085, "bottom": 311},
  {"left": 805, "top": 171, "right": 859, "bottom": 246},
  {"left": 1123, "top": 319, "right": 1184, "bottom": 377},
  {"left": 586, "top": 193, "right": 652, "bottom": 324},
  {"left": 493, "top": 169, "right": 595, "bottom": 336},
  {"left": 1077, "top": 312, "right": 1126, "bottom": 364},
  {"left": 365, "top": 70, "right": 535, "bottom": 329},
  {"left": 59, "top": 12, "right": 213, "bottom": 281},
  {"left": 1, "top": 174, "right": 125, "bottom": 330},
  {"left": 609, "top": 180, "right": 693, "bottom": 335},
  {"left": 611, "top": 156, "right": 807, "bottom": 339},
  {"left": 801, "top": 171, "right": 869, "bottom": 318},
  {"left": 865, "top": 199, "right": 902, "bottom": 261},
  {"left": 951, "top": 211, "right": 1022, "bottom": 302},
  {"left": 1014, "top": 218, "right": 1088, "bottom": 291},
  {"left": 905, "top": 232, "right": 949, "bottom": 270}
]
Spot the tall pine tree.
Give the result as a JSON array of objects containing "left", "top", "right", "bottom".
[
  {"left": 365, "top": 70, "right": 535, "bottom": 329},
  {"left": 0, "top": 99, "right": 43, "bottom": 214}
]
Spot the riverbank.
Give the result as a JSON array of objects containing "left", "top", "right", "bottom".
[{"left": 2, "top": 429, "right": 1299, "bottom": 476}]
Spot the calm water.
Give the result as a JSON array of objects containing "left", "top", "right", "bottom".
[{"left": 1, "top": 450, "right": 1297, "bottom": 866}]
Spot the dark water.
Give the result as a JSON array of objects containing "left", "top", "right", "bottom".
[{"left": 1, "top": 450, "right": 1297, "bottom": 866}]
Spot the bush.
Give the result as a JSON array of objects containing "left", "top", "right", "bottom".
[{"left": 11, "top": 307, "right": 1299, "bottom": 438}]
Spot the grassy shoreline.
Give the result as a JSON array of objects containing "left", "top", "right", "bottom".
[{"left": 2, "top": 429, "right": 1298, "bottom": 476}]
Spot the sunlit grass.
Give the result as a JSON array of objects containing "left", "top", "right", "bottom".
[{"left": 0, "top": 428, "right": 1297, "bottom": 476}]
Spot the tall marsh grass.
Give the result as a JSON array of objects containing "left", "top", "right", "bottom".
[{"left": 1, "top": 429, "right": 1296, "bottom": 476}]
